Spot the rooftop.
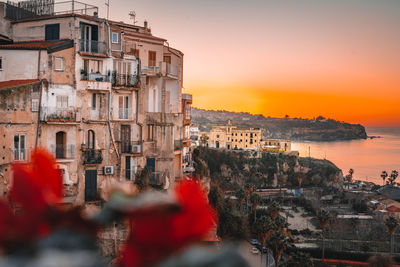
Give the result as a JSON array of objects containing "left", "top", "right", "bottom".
[
  {"left": 0, "top": 79, "right": 41, "bottom": 90},
  {"left": 0, "top": 39, "right": 73, "bottom": 51}
]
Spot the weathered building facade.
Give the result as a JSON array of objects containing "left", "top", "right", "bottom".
[{"left": 0, "top": 1, "right": 192, "bottom": 203}]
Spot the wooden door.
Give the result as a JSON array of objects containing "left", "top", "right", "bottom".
[{"left": 121, "top": 125, "right": 131, "bottom": 153}]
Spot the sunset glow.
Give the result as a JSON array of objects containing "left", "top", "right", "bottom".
[{"left": 93, "top": 0, "right": 400, "bottom": 126}]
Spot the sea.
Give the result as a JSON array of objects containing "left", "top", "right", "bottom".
[{"left": 291, "top": 127, "right": 400, "bottom": 185}]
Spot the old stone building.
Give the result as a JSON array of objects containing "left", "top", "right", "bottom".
[{"left": 0, "top": 1, "right": 192, "bottom": 203}]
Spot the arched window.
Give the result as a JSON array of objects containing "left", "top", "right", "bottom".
[{"left": 88, "top": 130, "right": 95, "bottom": 149}]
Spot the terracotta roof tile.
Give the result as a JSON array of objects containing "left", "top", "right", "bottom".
[
  {"left": 0, "top": 40, "right": 65, "bottom": 50},
  {"left": 0, "top": 79, "right": 40, "bottom": 90},
  {"left": 386, "top": 205, "right": 400, "bottom": 212}
]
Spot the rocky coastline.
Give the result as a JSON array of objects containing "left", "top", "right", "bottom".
[{"left": 192, "top": 108, "right": 367, "bottom": 142}]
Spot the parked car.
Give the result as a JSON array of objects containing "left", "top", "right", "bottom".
[
  {"left": 250, "top": 239, "right": 259, "bottom": 245},
  {"left": 251, "top": 247, "right": 259, "bottom": 254}
]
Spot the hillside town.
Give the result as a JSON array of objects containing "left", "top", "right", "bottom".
[{"left": 0, "top": 0, "right": 193, "bottom": 205}]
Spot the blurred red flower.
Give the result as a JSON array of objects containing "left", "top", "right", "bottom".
[
  {"left": 11, "top": 148, "right": 63, "bottom": 212},
  {"left": 120, "top": 180, "right": 216, "bottom": 267},
  {"left": 0, "top": 148, "right": 96, "bottom": 251}
]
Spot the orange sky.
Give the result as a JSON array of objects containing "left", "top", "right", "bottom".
[{"left": 91, "top": 0, "right": 400, "bottom": 126}]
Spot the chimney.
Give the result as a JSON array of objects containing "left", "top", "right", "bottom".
[{"left": 144, "top": 20, "right": 148, "bottom": 29}]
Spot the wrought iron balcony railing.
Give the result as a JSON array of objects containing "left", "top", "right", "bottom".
[
  {"left": 79, "top": 39, "right": 107, "bottom": 54},
  {"left": 112, "top": 72, "right": 140, "bottom": 88},
  {"left": 83, "top": 149, "right": 103, "bottom": 164},
  {"left": 149, "top": 172, "right": 163, "bottom": 186},
  {"left": 174, "top": 139, "right": 183, "bottom": 150},
  {"left": 42, "top": 107, "right": 77, "bottom": 122},
  {"left": 50, "top": 144, "right": 75, "bottom": 159},
  {"left": 118, "top": 108, "right": 132, "bottom": 120},
  {"left": 81, "top": 71, "right": 111, "bottom": 82}
]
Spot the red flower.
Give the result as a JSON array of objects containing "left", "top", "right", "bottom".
[
  {"left": 11, "top": 148, "right": 63, "bottom": 213},
  {"left": 120, "top": 180, "right": 216, "bottom": 267}
]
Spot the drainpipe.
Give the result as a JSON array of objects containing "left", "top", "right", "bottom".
[
  {"left": 35, "top": 51, "right": 42, "bottom": 148},
  {"left": 35, "top": 80, "right": 43, "bottom": 148},
  {"left": 107, "top": 92, "right": 119, "bottom": 159}
]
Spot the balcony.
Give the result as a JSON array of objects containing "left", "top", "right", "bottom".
[
  {"left": 82, "top": 149, "right": 103, "bottom": 164},
  {"left": 149, "top": 172, "right": 163, "bottom": 186},
  {"left": 120, "top": 141, "right": 142, "bottom": 154},
  {"left": 161, "top": 62, "right": 179, "bottom": 79},
  {"left": 79, "top": 39, "right": 107, "bottom": 55},
  {"left": 141, "top": 63, "right": 160, "bottom": 76},
  {"left": 174, "top": 139, "right": 183, "bottom": 150},
  {"left": 118, "top": 108, "right": 132, "bottom": 120},
  {"left": 43, "top": 108, "right": 77, "bottom": 123},
  {"left": 80, "top": 71, "right": 111, "bottom": 91},
  {"left": 50, "top": 144, "right": 75, "bottom": 160},
  {"left": 11, "top": 148, "right": 30, "bottom": 162},
  {"left": 112, "top": 72, "right": 140, "bottom": 88}
]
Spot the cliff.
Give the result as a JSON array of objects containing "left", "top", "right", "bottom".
[
  {"left": 192, "top": 108, "right": 367, "bottom": 141},
  {"left": 194, "top": 147, "right": 343, "bottom": 189}
]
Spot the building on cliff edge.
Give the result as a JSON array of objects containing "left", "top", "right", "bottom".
[{"left": 0, "top": 0, "right": 193, "bottom": 204}]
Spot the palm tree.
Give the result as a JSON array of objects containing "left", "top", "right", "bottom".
[
  {"left": 346, "top": 168, "right": 354, "bottom": 189},
  {"left": 381, "top": 171, "right": 388, "bottom": 186},
  {"left": 269, "top": 231, "right": 290, "bottom": 266},
  {"left": 235, "top": 188, "right": 246, "bottom": 213},
  {"left": 244, "top": 183, "right": 254, "bottom": 214},
  {"left": 254, "top": 215, "right": 275, "bottom": 262},
  {"left": 385, "top": 216, "right": 399, "bottom": 255},
  {"left": 268, "top": 201, "right": 281, "bottom": 220},
  {"left": 250, "top": 193, "right": 261, "bottom": 221},
  {"left": 388, "top": 170, "right": 399, "bottom": 185},
  {"left": 275, "top": 214, "right": 289, "bottom": 234},
  {"left": 317, "top": 209, "right": 331, "bottom": 261}
]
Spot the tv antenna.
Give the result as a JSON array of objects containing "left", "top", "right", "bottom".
[
  {"left": 105, "top": 0, "right": 110, "bottom": 19},
  {"left": 129, "top": 10, "right": 138, "bottom": 25}
]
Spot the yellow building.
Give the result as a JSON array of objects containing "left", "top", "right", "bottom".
[
  {"left": 206, "top": 121, "right": 262, "bottom": 150},
  {"left": 259, "top": 139, "right": 291, "bottom": 153}
]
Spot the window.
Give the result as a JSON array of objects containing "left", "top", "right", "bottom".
[
  {"left": 118, "top": 95, "right": 130, "bottom": 119},
  {"left": 14, "top": 134, "right": 26, "bottom": 160},
  {"left": 112, "top": 32, "right": 119, "bottom": 43},
  {"left": 130, "top": 48, "right": 139, "bottom": 58},
  {"left": 88, "top": 130, "right": 95, "bottom": 149},
  {"left": 54, "top": 56, "right": 64, "bottom": 71},
  {"left": 163, "top": 55, "right": 171, "bottom": 64},
  {"left": 0, "top": 57, "right": 2, "bottom": 70},
  {"left": 148, "top": 51, "right": 156, "bottom": 66},
  {"left": 56, "top": 95, "right": 68, "bottom": 109},
  {"left": 147, "top": 124, "right": 154, "bottom": 141},
  {"left": 31, "top": 99, "right": 39, "bottom": 112},
  {"left": 45, "top": 24, "right": 60, "bottom": 41},
  {"left": 92, "top": 93, "right": 97, "bottom": 110},
  {"left": 216, "top": 135, "right": 220, "bottom": 138}
]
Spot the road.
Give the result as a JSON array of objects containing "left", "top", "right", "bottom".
[{"left": 239, "top": 242, "right": 275, "bottom": 267}]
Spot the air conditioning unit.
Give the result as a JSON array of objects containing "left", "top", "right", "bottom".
[
  {"left": 131, "top": 145, "right": 141, "bottom": 153},
  {"left": 104, "top": 166, "right": 114, "bottom": 175}
]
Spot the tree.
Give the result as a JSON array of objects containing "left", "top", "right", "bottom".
[
  {"left": 244, "top": 183, "right": 254, "bottom": 214},
  {"left": 269, "top": 231, "right": 290, "bottom": 266},
  {"left": 317, "top": 209, "right": 331, "bottom": 260},
  {"left": 235, "top": 188, "right": 246, "bottom": 213},
  {"left": 199, "top": 134, "right": 209, "bottom": 147},
  {"left": 381, "top": 171, "right": 388, "bottom": 186},
  {"left": 250, "top": 193, "right": 261, "bottom": 221},
  {"left": 345, "top": 169, "right": 354, "bottom": 188},
  {"left": 385, "top": 216, "right": 399, "bottom": 255},
  {"left": 268, "top": 201, "right": 281, "bottom": 220},
  {"left": 253, "top": 215, "right": 275, "bottom": 262},
  {"left": 388, "top": 170, "right": 399, "bottom": 185}
]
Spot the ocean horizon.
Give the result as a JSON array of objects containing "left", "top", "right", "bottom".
[{"left": 292, "top": 126, "right": 400, "bottom": 185}]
